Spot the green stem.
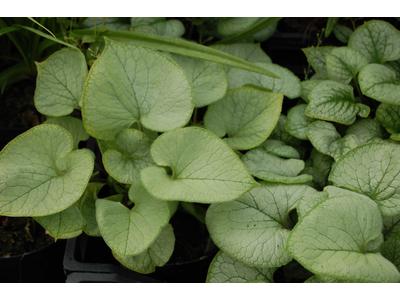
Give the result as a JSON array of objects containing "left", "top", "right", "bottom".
[
  {"left": 192, "top": 107, "right": 198, "bottom": 125},
  {"left": 138, "top": 121, "right": 144, "bottom": 132},
  {"left": 352, "top": 75, "right": 363, "bottom": 102}
]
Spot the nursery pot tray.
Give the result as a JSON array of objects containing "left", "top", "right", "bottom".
[{"left": 64, "top": 232, "right": 218, "bottom": 283}]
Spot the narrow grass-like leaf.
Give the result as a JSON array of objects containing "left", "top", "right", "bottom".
[{"left": 70, "top": 29, "right": 280, "bottom": 78}]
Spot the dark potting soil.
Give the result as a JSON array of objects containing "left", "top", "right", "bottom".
[{"left": 0, "top": 216, "right": 54, "bottom": 257}]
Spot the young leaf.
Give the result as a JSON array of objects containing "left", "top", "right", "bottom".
[
  {"left": 259, "top": 140, "right": 300, "bottom": 159},
  {"left": 332, "top": 24, "right": 353, "bottom": 44},
  {"left": 285, "top": 104, "right": 315, "bottom": 140},
  {"left": 167, "top": 53, "right": 228, "bottom": 108},
  {"left": 102, "top": 129, "right": 155, "bottom": 184},
  {"left": 358, "top": 63, "right": 400, "bottom": 105},
  {"left": 325, "top": 17, "right": 339, "bottom": 38},
  {"left": 35, "top": 48, "right": 88, "bottom": 116},
  {"left": 34, "top": 203, "right": 86, "bottom": 240},
  {"left": 348, "top": 20, "right": 400, "bottom": 64},
  {"left": 287, "top": 194, "right": 400, "bottom": 283},
  {"left": 44, "top": 116, "right": 90, "bottom": 149},
  {"left": 204, "top": 86, "right": 283, "bottom": 150},
  {"left": 206, "top": 251, "right": 276, "bottom": 283},
  {"left": 329, "top": 143, "right": 400, "bottom": 216},
  {"left": 0, "top": 125, "right": 94, "bottom": 216},
  {"left": 141, "top": 127, "right": 258, "bottom": 203},
  {"left": 79, "top": 182, "right": 106, "bottom": 237},
  {"left": 306, "top": 80, "right": 370, "bottom": 125},
  {"left": 381, "top": 231, "right": 400, "bottom": 271},
  {"left": 113, "top": 224, "right": 175, "bottom": 274},
  {"left": 96, "top": 183, "right": 171, "bottom": 257},
  {"left": 242, "top": 149, "right": 312, "bottom": 184},
  {"left": 206, "top": 182, "right": 318, "bottom": 268},
  {"left": 227, "top": 62, "right": 301, "bottom": 99},
  {"left": 326, "top": 47, "right": 369, "bottom": 84},
  {"left": 307, "top": 120, "right": 362, "bottom": 161},
  {"left": 269, "top": 115, "right": 302, "bottom": 147},
  {"left": 82, "top": 38, "right": 194, "bottom": 140},
  {"left": 302, "top": 46, "right": 335, "bottom": 79}
]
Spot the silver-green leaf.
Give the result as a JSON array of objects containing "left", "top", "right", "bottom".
[
  {"left": 141, "top": 127, "right": 258, "bottom": 203},
  {"left": 0, "top": 124, "right": 94, "bottom": 216},
  {"left": 82, "top": 38, "right": 194, "bottom": 140}
]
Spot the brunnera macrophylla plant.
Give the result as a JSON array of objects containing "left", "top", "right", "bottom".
[{"left": 0, "top": 17, "right": 400, "bottom": 283}]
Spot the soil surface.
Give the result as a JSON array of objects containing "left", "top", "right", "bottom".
[{"left": 0, "top": 216, "right": 54, "bottom": 257}]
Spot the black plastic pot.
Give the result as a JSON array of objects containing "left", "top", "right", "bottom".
[
  {"left": 0, "top": 239, "right": 66, "bottom": 283},
  {"left": 64, "top": 232, "right": 218, "bottom": 283}
]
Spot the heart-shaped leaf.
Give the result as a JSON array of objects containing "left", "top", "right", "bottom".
[
  {"left": 285, "top": 104, "right": 315, "bottom": 140},
  {"left": 96, "top": 182, "right": 171, "bottom": 257},
  {"left": 329, "top": 143, "right": 400, "bottom": 216},
  {"left": 34, "top": 203, "right": 86, "bottom": 240},
  {"left": 227, "top": 62, "right": 301, "bottom": 99},
  {"left": 141, "top": 127, "right": 257, "bottom": 203},
  {"left": 306, "top": 80, "right": 370, "bottom": 125},
  {"left": 0, "top": 124, "right": 94, "bottom": 216},
  {"left": 35, "top": 48, "right": 88, "bottom": 116},
  {"left": 358, "top": 63, "right": 400, "bottom": 105},
  {"left": 287, "top": 193, "right": 400, "bottom": 283},
  {"left": 113, "top": 223, "right": 175, "bottom": 274},
  {"left": 206, "top": 250, "right": 276, "bottom": 283},
  {"left": 242, "top": 149, "right": 312, "bottom": 184},
  {"left": 206, "top": 182, "right": 318, "bottom": 268},
  {"left": 44, "top": 116, "right": 89, "bottom": 149},
  {"left": 167, "top": 53, "right": 227, "bottom": 108},
  {"left": 82, "top": 38, "right": 194, "bottom": 140},
  {"left": 326, "top": 47, "right": 369, "bottom": 84},
  {"left": 385, "top": 59, "right": 400, "bottom": 79},
  {"left": 204, "top": 86, "right": 283, "bottom": 150},
  {"left": 302, "top": 46, "right": 335, "bottom": 79},
  {"left": 102, "top": 129, "right": 155, "bottom": 184},
  {"left": 348, "top": 20, "right": 400, "bottom": 64},
  {"left": 211, "top": 43, "right": 272, "bottom": 77},
  {"left": 307, "top": 121, "right": 362, "bottom": 161},
  {"left": 297, "top": 190, "right": 329, "bottom": 219}
]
